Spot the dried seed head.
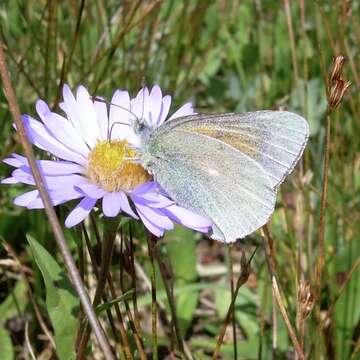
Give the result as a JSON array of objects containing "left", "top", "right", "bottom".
[
  {"left": 328, "top": 79, "right": 351, "bottom": 111},
  {"left": 327, "top": 55, "right": 351, "bottom": 112},
  {"left": 329, "top": 56, "right": 346, "bottom": 83},
  {"left": 298, "top": 280, "right": 315, "bottom": 319}
]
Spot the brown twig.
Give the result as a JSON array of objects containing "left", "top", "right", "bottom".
[
  {"left": 263, "top": 226, "right": 305, "bottom": 360},
  {"left": 0, "top": 42, "right": 114, "bottom": 360},
  {"left": 227, "top": 245, "right": 238, "bottom": 360},
  {"left": 283, "top": 0, "right": 299, "bottom": 86},
  {"left": 316, "top": 110, "right": 331, "bottom": 295},
  {"left": 212, "top": 246, "right": 257, "bottom": 359}
]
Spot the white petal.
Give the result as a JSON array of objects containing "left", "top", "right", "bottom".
[
  {"left": 168, "top": 102, "right": 195, "bottom": 121},
  {"left": 157, "top": 95, "right": 171, "bottom": 125},
  {"left": 109, "top": 90, "right": 133, "bottom": 140},
  {"left": 76, "top": 86, "right": 100, "bottom": 147},
  {"left": 131, "top": 87, "right": 149, "bottom": 124},
  {"left": 148, "top": 85, "right": 162, "bottom": 126},
  {"left": 94, "top": 98, "right": 109, "bottom": 141}
]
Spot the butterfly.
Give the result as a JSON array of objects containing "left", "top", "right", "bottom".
[{"left": 130, "top": 110, "right": 309, "bottom": 243}]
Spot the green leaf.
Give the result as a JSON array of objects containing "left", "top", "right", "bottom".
[
  {"left": 164, "top": 226, "right": 200, "bottom": 335},
  {"left": 0, "top": 278, "right": 28, "bottom": 325},
  {"left": 333, "top": 239, "right": 360, "bottom": 360},
  {"left": 165, "top": 225, "right": 198, "bottom": 282},
  {"left": 214, "top": 284, "right": 232, "bottom": 319},
  {"left": 0, "top": 327, "right": 14, "bottom": 360},
  {"left": 27, "top": 235, "right": 79, "bottom": 360}
]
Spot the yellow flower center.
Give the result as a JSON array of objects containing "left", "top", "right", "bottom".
[{"left": 87, "top": 140, "right": 151, "bottom": 192}]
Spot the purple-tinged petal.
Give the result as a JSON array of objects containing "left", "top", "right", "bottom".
[
  {"left": 131, "top": 181, "right": 157, "bottom": 195},
  {"left": 43, "top": 174, "right": 87, "bottom": 190},
  {"left": 162, "top": 204, "right": 212, "bottom": 229},
  {"left": 137, "top": 211, "right": 164, "bottom": 238},
  {"left": 75, "top": 182, "right": 107, "bottom": 199},
  {"left": 11, "top": 168, "right": 87, "bottom": 190},
  {"left": 1, "top": 177, "right": 19, "bottom": 184},
  {"left": 11, "top": 154, "right": 85, "bottom": 175},
  {"left": 49, "top": 187, "right": 84, "bottom": 201},
  {"left": 12, "top": 168, "right": 35, "bottom": 185},
  {"left": 134, "top": 201, "right": 174, "bottom": 230},
  {"left": 94, "top": 98, "right": 109, "bottom": 141},
  {"left": 34, "top": 160, "right": 85, "bottom": 175},
  {"left": 43, "top": 111, "right": 89, "bottom": 157},
  {"left": 3, "top": 156, "right": 23, "bottom": 167},
  {"left": 65, "top": 197, "right": 97, "bottom": 227},
  {"left": 102, "top": 192, "right": 121, "bottom": 217},
  {"left": 27, "top": 187, "right": 83, "bottom": 209},
  {"left": 14, "top": 190, "right": 39, "bottom": 207},
  {"left": 157, "top": 95, "right": 171, "bottom": 125},
  {"left": 22, "top": 115, "right": 87, "bottom": 166},
  {"left": 168, "top": 102, "right": 195, "bottom": 121},
  {"left": 119, "top": 192, "right": 139, "bottom": 219},
  {"left": 148, "top": 85, "right": 162, "bottom": 126},
  {"left": 35, "top": 99, "right": 51, "bottom": 121},
  {"left": 132, "top": 192, "right": 174, "bottom": 208}
]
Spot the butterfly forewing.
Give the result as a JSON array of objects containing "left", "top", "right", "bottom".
[{"left": 159, "top": 111, "right": 309, "bottom": 189}]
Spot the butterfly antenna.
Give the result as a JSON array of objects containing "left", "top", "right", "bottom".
[
  {"left": 91, "top": 96, "right": 140, "bottom": 140},
  {"left": 140, "top": 77, "right": 147, "bottom": 121}
]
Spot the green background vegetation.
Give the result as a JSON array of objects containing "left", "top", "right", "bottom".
[{"left": 0, "top": 1, "right": 359, "bottom": 359}]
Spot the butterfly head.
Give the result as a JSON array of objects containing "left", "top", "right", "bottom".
[{"left": 131, "top": 117, "right": 155, "bottom": 146}]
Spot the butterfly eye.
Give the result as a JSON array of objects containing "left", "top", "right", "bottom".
[{"left": 133, "top": 120, "right": 146, "bottom": 134}]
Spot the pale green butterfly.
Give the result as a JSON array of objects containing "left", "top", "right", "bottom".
[
  {"left": 100, "top": 92, "right": 309, "bottom": 243},
  {"left": 128, "top": 110, "right": 309, "bottom": 243}
]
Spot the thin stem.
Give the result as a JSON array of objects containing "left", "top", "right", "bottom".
[
  {"left": 81, "top": 225, "right": 126, "bottom": 353},
  {"left": 316, "top": 110, "right": 331, "bottom": 293},
  {"left": 53, "top": 0, "right": 85, "bottom": 107},
  {"left": 263, "top": 226, "right": 305, "bottom": 360},
  {"left": 129, "top": 224, "right": 143, "bottom": 339},
  {"left": 77, "top": 219, "right": 127, "bottom": 360},
  {"left": 283, "top": 0, "right": 299, "bottom": 86},
  {"left": 147, "top": 234, "right": 158, "bottom": 360},
  {"left": 227, "top": 245, "right": 238, "bottom": 360},
  {"left": 44, "top": 0, "right": 58, "bottom": 99},
  {"left": 212, "top": 247, "right": 257, "bottom": 359},
  {"left": 89, "top": 219, "right": 135, "bottom": 358},
  {"left": 153, "top": 242, "right": 193, "bottom": 360},
  {"left": 0, "top": 43, "right": 114, "bottom": 360},
  {"left": 118, "top": 231, "right": 147, "bottom": 360}
]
